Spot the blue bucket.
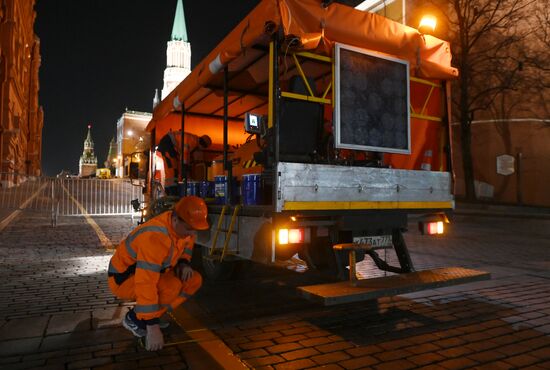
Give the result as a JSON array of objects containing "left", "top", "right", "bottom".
[
  {"left": 241, "top": 173, "right": 262, "bottom": 205},
  {"left": 177, "top": 182, "right": 186, "bottom": 197},
  {"left": 199, "top": 181, "right": 215, "bottom": 200},
  {"left": 214, "top": 176, "right": 227, "bottom": 205},
  {"left": 186, "top": 181, "right": 200, "bottom": 196}
]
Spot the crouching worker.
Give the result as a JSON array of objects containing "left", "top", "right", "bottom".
[{"left": 108, "top": 196, "right": 209, "bottom": 351}]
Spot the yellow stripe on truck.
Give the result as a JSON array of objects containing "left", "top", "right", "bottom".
[{"left": 283, "top": 201, "right": 454, "bottom": 211}]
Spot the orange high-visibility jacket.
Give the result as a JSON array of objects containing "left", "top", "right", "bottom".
[
  {"left": 108, "top": 211, "right": 194, "bottom": 322},
  {"left": 157, "top": 131, "right": 200, "bottom": 188}
]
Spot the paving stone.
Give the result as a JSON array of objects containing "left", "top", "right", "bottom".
[
  {"left": 280, "top": 326, "right": 312, "bottom": 336},
  {"left": 67, "top": 356, "right": 113, "bottom": 369},
  {"left": 239, "top": 340, "right": 275, "bottom": 351},
  {"left": 372, "top": 359, "right": 415, "bottom": 370},
  {"left": 467, "top": 350, "right": 507, "bottom": 363},
  {"left": 0, "top": 337, "right": 42, "bottom": 356},
  {"left": 433, "top": 336, "right": 467, "bottom": 348},
  {"left": 345, "top": 345, "right": 382, "bottom": 358},
  {"left": 298, "top": 336, "right": 333, "bottom": 348},
  {"left": 375, "top": 349, "right": 413, "bottom": 362},
  {"left": 407, "top": 353, "right": 446, "bottom": 366},
  {"left": 238, "top": 348, "right": 269, "bottom": 359},
  {"left": 273, "top": 334, "right": 308, "bottom": 344},
  {"left": 46, "top": 352, "right": 92, "bottom": 365},
  {"left": 0, "top": 356, "right": 21, "bottom": 365},
  {"left": 503, "top": 354, "right": 540, "bottom": 368},
  {"left": 39, "top": 327, "right": 130, "bottom": 352},
  {"left": 244, "top": 355, "right": 285, "bottom": 367},
  {"left": 437, "top": 346, "right": 474, "bottom": 359},
  {"left": 306, "top": 365, "right": 343, "bottom": 370},
  {"left": 266, "top": 342, "right": 303, "bottom": 354},
  {"left": 138, "top": 355, "right": 183, "bottom": 367},
  {"left": 311, "top": 351, "right": 351, "bottom": 365},
  {"left": 262, "top": 324, "right": 294, "bottom": 333},
  {"left": 273, "top": 358, "right": 316, "bottom": 370},
  {"left": 248, "top": 331, "right": 283, "bottom": 342},
  {"left": 0, "top": 359, "right": 47, "bottom": 369},
  {"left": 70, "top": 343, "right": 112, "bottom": 354},
  {"left": 438, "top": 357, "right": 479, "bottom": 369},
  {"left": 225, "top": 336, "right": 251, "bottom": 346},
  {"left": 92, "top": 307, "right": 127, "bottom": 329},
  {"left": 339, "top": 355, "right": 379, "bottom": 369},
  {"left": 46, "top": 312, "right": 91, "bottom": 335},
  {"left": 0, "top": 316, "right": 50, "bottom": 340},
  {"left": 406, "top": 342, "right": 441, "bottom": 355},
  {"left": 280, "top": 347, "right": 320, "bottom": 361},
  {"left": 495, "top": 343, "right": 533, "bottom": 356},
  {"left": 530, "top": 346, "right": 550, "bottom": 360},
  {"left": 305, "top": 330, "right": 332, "bottom": 338}
]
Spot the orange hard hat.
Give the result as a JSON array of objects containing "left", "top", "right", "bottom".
[{"left": 174, "top": 196, "right": 209, "bottom": 230}]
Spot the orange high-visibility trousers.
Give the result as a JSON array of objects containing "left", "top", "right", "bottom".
[{"left": 108, "top": 270, "right": 202, "bottom": 314}]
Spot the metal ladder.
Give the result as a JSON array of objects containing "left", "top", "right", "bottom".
[{"left": 209, "top": 205, "right": 241, "bottom": 262}]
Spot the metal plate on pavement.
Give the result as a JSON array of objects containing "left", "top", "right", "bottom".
[{"left": 298, "top": 267, "right": 491, "bottom": 306}]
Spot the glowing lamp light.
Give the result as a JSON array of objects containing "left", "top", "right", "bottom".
[
  {"left": 419, "top": 15, "right": 437, "bottom": 34},
  {"left": 279, "top": 229, "right": 289, "bottom": 245},
  {"left": 426, "top": 221, "right": 444, "bottom": 235},
  {"left": 288, "top": 229, "right": 303, "bottom": 244},
  {"left": 278, "top": 228, "right": 305, "bottom": 245},
  {"left": 127, "top": 130, "right": 134, "bottom": 137}
]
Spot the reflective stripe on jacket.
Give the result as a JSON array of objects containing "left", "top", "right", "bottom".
[{"left": 108, "top": 211, "right": 194, "bottom": 321}]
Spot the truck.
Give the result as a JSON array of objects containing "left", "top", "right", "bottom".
[{"left": 142, "top": 0, "right": 489, "bottom": 305}]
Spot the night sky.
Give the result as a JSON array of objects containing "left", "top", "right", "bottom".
[{"left": 35, "top": 0, "right": 259, "bottom": 176}]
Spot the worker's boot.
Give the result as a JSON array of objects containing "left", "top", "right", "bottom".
[{"left": 122, "top": 308, "right": 146, "bottom": 337}]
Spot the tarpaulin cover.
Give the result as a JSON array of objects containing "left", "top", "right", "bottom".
[
  {"left": 152, "top": 113, "right": 248, "bottom": 147},
  {"left": 149, "top": 0, "right": 457, "bottom": 129}
]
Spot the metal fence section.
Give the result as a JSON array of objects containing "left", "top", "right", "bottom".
[
  {"left": 57, "top": 178, "right": 144, "bottom": 216},
  {"left": 0, "top": 173, "right": 144, "bottom": 227},
  {"left": 0, "top": 173, "right": 56, "bottom": 216}
]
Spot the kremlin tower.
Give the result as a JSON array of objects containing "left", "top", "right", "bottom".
[
  {"left": 78, "top": 125, "right": 98, "bottom": 177},
  {"left": 160, "top": 0, "right": 191, "bottom": 101}
]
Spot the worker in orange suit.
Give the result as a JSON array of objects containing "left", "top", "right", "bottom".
[
  {"left": 108, "top": 196, "right": 209, "bottom": 351},
  {"left": 157, "top": 130, "right": 212, "bottom": 196}
]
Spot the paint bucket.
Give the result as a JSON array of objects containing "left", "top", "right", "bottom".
[
  {"left": 241, "top": 173, "right": 262, "bottom": 205},
  {"left": 177, "top": 182, "right": 186, "bottom": 197},
  {"left": 214, "top": 176, "right": 227, "bottom": 205},
  {"left": 186, "top": 181, "right": 200, "bottom": 196},
  {"left": 200, "top": 180, "right": 215, "bottom": 201}
]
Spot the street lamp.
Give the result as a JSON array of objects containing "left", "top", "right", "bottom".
[{"left": 418, "top": 15, "right": 437, "bottom": 34}]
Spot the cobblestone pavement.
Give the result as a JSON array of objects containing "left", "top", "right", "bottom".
[
  {"left": 0, "top": 210, "right": 549, "bottom": 369},
  {"left": 0, "top": 213, "right": 191, "bottom": 370},
  {"left": 192, "top": 214, "right": 550, "bottom": 369}
]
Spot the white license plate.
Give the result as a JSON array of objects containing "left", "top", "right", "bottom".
[{"left": 353, "top": 235, "right": 393, "bottom": 248}]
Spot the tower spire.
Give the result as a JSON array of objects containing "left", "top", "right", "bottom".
[
  {"left": 162, "top": 0, "right": 192, "bottom": 100},
  {"left": 171, "top": 0, "right": 188, "bottom": 42}
]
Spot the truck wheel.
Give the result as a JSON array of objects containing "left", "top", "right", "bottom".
[{"left": 201, "top": 246, "right": 236, "bottom": 281}]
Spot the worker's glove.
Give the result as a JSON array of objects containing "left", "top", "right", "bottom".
[
  {"left": 174, "top": 260, "right": 193, "bottom": 282},
  {"left": 145, "top": 324, "right": 164, "bottom": 351}
]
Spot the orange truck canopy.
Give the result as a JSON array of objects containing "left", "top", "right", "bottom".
[{"left": 148, "top": 0, "right": 457, "bottom": 133}]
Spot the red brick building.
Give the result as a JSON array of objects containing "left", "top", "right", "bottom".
[{"left": 0, "top": 0, "right": 43, "bottom": 185}]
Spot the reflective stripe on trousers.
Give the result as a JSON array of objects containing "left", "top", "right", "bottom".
[{"left": 108, "top": 270, "right": 203, "bottom": 318}]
